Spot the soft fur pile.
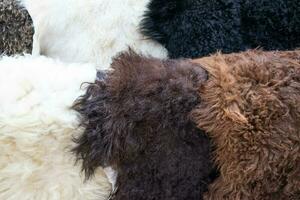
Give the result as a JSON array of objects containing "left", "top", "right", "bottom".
[
  {"left": 72, "top": 51, "right": 217, "bottom": 200},
  {"left": 0, "top": 55, "right": 111, "bottom": 200},
  {"left": 191, "top": 50, "right": 300, "bottom": 199},
  {"left": 1, "top": 1, "right": 170, "bottom": 198},
  {"left": 21, "top": 0, "right": 167, "bottom": 68},
  {"left": 141, "top": 0, "right": 300, "bottom": 58},
  {"left": 0, "top": 0, "right": 33, "bottom": 55}
]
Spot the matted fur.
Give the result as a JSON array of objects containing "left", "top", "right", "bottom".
[
  {"left": 0, "top": 55, "right": 111, "bottom": 200},
  {"left": 191, "top": 50, "right": 300, "bottom": 199},
  {"left": 0, "top": 0, "right": 33, "bottom": 55},
  {"left": 141, "top": 0, "right": 300, "bottom": 58},
  {"left": 20, "top": 0, "right": 167, "bottom": 68},
  {"left": 72, "top": 51, "right": 217, "bottom": 199}
]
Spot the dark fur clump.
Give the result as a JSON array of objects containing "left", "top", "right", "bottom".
[
  {"left": 241, "top": 0, "right": 300, "bottom": 50},
  {"left": 72, "top": 51, "right": 217, "bottom": 200},
  {"left": 191, "top": 50, "right": 300, "bottom": 199},
  {"left": 0, "top": 0, "right": 33, "bottom": 55},
  {"left": 141, "top": 0, "right": 300, "bottom": 58}
]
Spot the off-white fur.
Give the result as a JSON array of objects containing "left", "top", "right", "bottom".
[
  {"left": 103, "top": 167, "right": 117, "bottom": 191},
  {"left": 0, "top": 55, "right": 111, "bottom": 200},
  {"left": 2, "top": 1, "right": 168, "bottom": 198},
  {"left": 20, "top": 0, "right": 168, "bottom": 69}
]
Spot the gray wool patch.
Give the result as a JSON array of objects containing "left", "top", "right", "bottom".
[{"left": 0, "top": 0, "right": 34, "bottom": 55}]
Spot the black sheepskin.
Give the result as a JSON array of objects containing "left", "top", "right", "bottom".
[
  {"left": 0, "top": 0, "right": 34, "bottom": 55},
  {"left": 141, "top": 0, "right": 300, "bottom": 58},
  {"left": 72, "top": 51, "right": 217, "bottom": 200}
]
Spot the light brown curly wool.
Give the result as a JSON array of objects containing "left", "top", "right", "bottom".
[{"left": 192, "top": 50, "right": 300, "bottom": 200}]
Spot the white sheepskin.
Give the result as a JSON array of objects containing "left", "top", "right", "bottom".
[
  {"left": 1, "top": 1, "right": 168, "bottom": 199},
  {"left": 0, "top": 55, "right": 111, "bottom": 200},
  {"left": 20, "top": 0, "right": 168, "bottom": 69}
]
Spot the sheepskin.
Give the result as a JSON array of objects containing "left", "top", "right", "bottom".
[
  {"left": 1, "top": 0, "right": 169, "bottom": 198},
  {"left": 141, "top": 0, "right": 300, "bottom": 58},
  {"left": 191, "top": 50, "right": 300, "bottom": 199},
  {"left": 72, "top": 51, "right": 217, "bottom": 200},
  {"left": 0, "top": 0, "right": 33, "bottom": 55},
  {"left": 20, "top": 0, "right": 167, "bottom": 68},
  {"left": 0, "top": 55, "right": 111, "bottom": 200}
]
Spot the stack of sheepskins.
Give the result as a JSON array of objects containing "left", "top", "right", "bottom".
[
  {"left": 73, "top": 50, "right": 300, "bottom": 200},
  {"left": 0, "top": 0, "right": 167, "bottom": 199},
  {"left": 0, "top": 0, "right": 300, "bottom": 199}
]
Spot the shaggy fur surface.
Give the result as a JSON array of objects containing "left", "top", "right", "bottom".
[
  {"left": 0, "top": 0, "right": 33, "bottom": 55},
  {"left": 72, "top": 51, "right": 217, "bottom": 200},
  {"left": 20, "top": 0, "right": 167, "bottom": 68},
  {"left": 0, "top": 55, "right": 111, "bottom": 200},
  {"left": 141, "top": 0, "right": 300, "bottom": 58},
  {"left": 191, "top": 50, "right": 300, "bottom": 199}
]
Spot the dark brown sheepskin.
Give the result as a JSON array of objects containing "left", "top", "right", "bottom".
[
  {"left": 72, "top": 51, "right": 217, "bottom": 200},
  {"left": 191, "top": 50, "right": 300, "bottom": 200},
  {"left": 0, "top": 0, "right": 33, "bottom": 55}
]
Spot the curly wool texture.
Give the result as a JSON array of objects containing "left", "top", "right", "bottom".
[
  {"left": 191, "top": 50, "right": 300, "bottom": 199},
  {"left": 72, "top": 51, "right": 217, "bottom": 200},
  {"left": 20, "top": 0, "right": 167, "bottom": 69},
  {"left": 0, "top": 55, "right": 111, "bottom": 200},
  {"left": 141, "top": 0, "right": 300, "bottom": 58},
  {"left": 0, "top": 0, "right": 33, "bottom": 55}
]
